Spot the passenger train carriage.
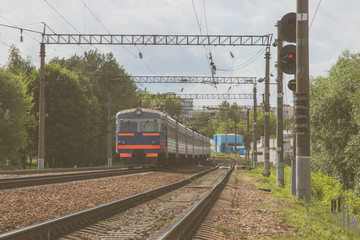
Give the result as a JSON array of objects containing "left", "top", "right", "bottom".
[{"left": 116, "top": 108, "right": 211, "bottom": 168}]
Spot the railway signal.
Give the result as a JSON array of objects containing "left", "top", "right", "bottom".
[
  {"left": 288, "top": 79, "right": 296, "bottom": 91},
  {"left": 280, "top": 12, "right": 296, "bottom": 43},
  {"left": 276, "top": 12, "right": 296, "bottom": 187},
  {"left": 279, "top": 44, "right": 296, "bottom": 74},
  {"left": 279, "top": 12, "right": 296, "bottom": 75}
]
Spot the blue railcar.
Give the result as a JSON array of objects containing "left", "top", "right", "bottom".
[{"left": 116, "top": 108, "right": 210, "bottom": 168}]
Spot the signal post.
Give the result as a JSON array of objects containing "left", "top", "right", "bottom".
[
  {"left": 295, "top": 0, "right": 311, "bottom": 201},
  {"left": 279, "top": 0, "right": 311, "bottom": 201}
]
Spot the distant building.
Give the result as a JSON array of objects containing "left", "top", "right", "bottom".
[
  {"left": 189, "top": 107, "right": 217, "bottom": 120},
  {"left": 270, "top": 104, "right": 294, "bottom": 119},
  {"left": 180, "top": 98, "right": 193, "bottom": 119},
  {"left": 213, "top": 134, "right": 245, "bottom": 155},
  {"left": 253, "top": 131, "right": 294, "bottom": 165},
  {"left": 165, "top": 92, "right": 194, "bottom": 119}
]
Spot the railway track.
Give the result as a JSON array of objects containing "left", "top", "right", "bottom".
[
  {"left": 0, "top": 167, "right": 154, "bottom": 190},
  {"left": 0, "top": 158, "right": 233, "bottom": 240},
  {"left": 0, "top": 166, "right": 126, "bottom": 176},
  {"left": 0, "top": 158, "right": 220, "bottom": 190}
]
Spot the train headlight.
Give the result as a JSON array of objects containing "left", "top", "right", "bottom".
[
  {"left": 135, "top": 108, "right": 142, "bottom": 116},
  {"left": 121, "top": 141, "right": 126, "bottom": 145},
  {"left": 152, "top": 141, "right": 156, "bottom": 144}
]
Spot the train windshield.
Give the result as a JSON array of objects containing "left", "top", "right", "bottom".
[
  {"left": 140, "top": 120, "right": 158, "bottom": 132},
  {"left": 119, "top": 121, "right": 137, "bottom": 132}
]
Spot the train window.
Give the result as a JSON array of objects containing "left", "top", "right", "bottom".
[
  {"left": 140, "top": 120, "right": 158, "bottom": 132},
  {"left": 168, "top": 124, "right": 175, "bottom": 139},
  {"left": 120, "top": 121, "right": 137, "bottom": 132},
  {"left": 161, "top": 122, "right": 166, "bottom": 132}
]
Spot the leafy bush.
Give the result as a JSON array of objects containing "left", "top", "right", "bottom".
[{"left": 312, "top": 170, "right": 360, "bottom": 216}]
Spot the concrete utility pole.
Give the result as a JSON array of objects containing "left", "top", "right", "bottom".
[
  {"left": 253, "top": 84, "right": 257, "bottom": 169},
  {"left": 262, "top": 46, "right": 271, "bottom": 177},
  {"left": 291, "top": 94, "right": 296, "bottom": 196},
  {"left": 246, "top": 108, "right": 250, "bottom": 166},
  {"left": 38, "top": 42, "right": 45, "bottom": 170},
  {"left": 107, "top": 84, "right": 112, "bottom": 167},
  {"left": 295, "top": 0, "right": 311, "bottom": 201},
  {"left": 276, "top": 21, "right": 285, "bottom": 187},
  {"left": 234, "top": 114, "right": 237, "bottom": 158}
]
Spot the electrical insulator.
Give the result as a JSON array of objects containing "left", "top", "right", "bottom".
[{"left": 20, "top": 29, "right": 23, "bottom": 42}]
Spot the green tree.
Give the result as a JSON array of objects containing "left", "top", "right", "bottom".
[
  {"left": 51, "top": 50, "right": 138, "bottom": 165},
  {"left": 0, "top": 69, "right": 32, "bottom": 168},
  {"left": 213, "top": 100, "right": 276, "bottom": 145},
  {"left": 7, "top": 45, "right": 35, "bottom": 77},
  {"left": 141, "top": 92, "right": 183, "bottom": 118},
  {"left": 30, "top": 63, "right": 94, "bottom": 168},
  {"left": 6, "top": 45, "right": 36, "bottom": 168},
  {"left": 310, "top": 50, "right": 360, "bottom": 190},
  {"left": 186, "top": 112, "right": 214, "bottom": 138}
]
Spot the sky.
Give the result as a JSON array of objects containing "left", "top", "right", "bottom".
[{"left": 0, "top": 0, "right": 359, "bottom": 108}]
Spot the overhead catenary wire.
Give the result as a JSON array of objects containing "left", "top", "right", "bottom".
[
  {"left": 44, "top": 0, "right": 81, "bottom": 34},
  {"left": 44, "top": 0, "right": 101, "bottom": 55},
  {"left": 0, "top": 16, "right": 74, "bottom": 60},
  {"left": 0, "top": 21, "right": 43, "bottom": 63},
  {"left": 191, "top": 0, "right": 212, "bottom": 76},
  {"left": 309, "top": 0, "right": 322, "bottom": 30},
  {"left": 0, "top": 39, "right": 40, "bottom": 63},
  {"left": 79, "top": 0, "right": 154, "bottom": 75},
  {"left": 217, "top": 47, "right": 266, "bottom": 72}
]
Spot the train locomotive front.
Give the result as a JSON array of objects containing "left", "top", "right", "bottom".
[{"left": 116, "top": 108, "right": 165, "bottom": 168}]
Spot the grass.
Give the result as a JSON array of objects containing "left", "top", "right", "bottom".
[
  {"left": 216, "top": 225, "right": 243, "bottom": 237},
  {"left": 153, "top": 220, "right": 169, "bottom": 227},
  {"left": 123, "top": 221, "right": 132, "bottom": 226},
  {"left": 211, "top": 152, "right": 245, "bottom": 160},
  {"left": 103, "top": 220, "right": 118, "bottom": 226},
  {"left": 243, "top": 166, "right": 359, "bottom": 240},
  {"left": 1, "top": 158, "right": 38, "bottom": 170},
  {"left": 190, "top": 178, "right": 202, "bottom": 184}
]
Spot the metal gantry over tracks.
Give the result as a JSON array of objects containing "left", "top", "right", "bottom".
[
  {"left": 43, "top": 34, "right": 272, "bottom": 46},
  {"left": 142, "top": 93, "right": 253, "bottom": 100},
  {"left": 115, "top": 75, "right": 257, "bottom": 84}
]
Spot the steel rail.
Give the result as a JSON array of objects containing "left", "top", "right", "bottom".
[
  {"left": 0, "top": 166, "right": 217, "bottom": 240},
  {"left": 159, "top": 160, "right": 235, "bottom": 239},
  {"left": 0, "top": 168, "right": 152, "bottom": 190},
  {"left": 0, "top": 166, "right": 125, "bottom": 175}
]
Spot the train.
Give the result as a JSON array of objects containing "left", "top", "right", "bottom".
[{"left": 116, "top": 108, "right": 211, "bottom": 168}]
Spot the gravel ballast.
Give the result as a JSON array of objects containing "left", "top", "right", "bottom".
[{"left": 0, "top": 166, "right": 211, "bottom": 234}]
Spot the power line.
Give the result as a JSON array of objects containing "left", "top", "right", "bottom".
[
  {"left": 80, "top": 0, "right": 111, "bottom": 33},
  {"left": 44, "top": 0, "right": 103, "bottom": 56},
  {"left": 0, "top": 22, "right": 42, "bottom": 34},
  {"left": 0, "top": 17, "right": 74, "bottom": 59},
  {"left": 44, "top": 0, "right": 81, "bottom": 34},
  {"left": 0, "top": 39, "right": 40, "bottom": 63},
  {"left": 79, "top": 0, "right": 154, "bottom": 75},
  {"left": 0, "top": 20, "right": 43, "bottom": 63},
  {"left": 218, "top": 47, "right": 266, "bottom": 71},
  {"left": 202, "top": 0, "right": 209, "bottom": 35},
  {"left": 191, "top": 0, "right": 212, "bottom": 75},
  {"left": 309, "top": 0, "right": 322, "bottom": 30}
]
